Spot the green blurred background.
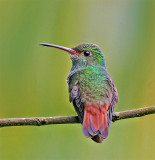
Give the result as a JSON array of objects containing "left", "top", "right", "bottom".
[{"left": 0, "top": 0, "right": 155, "bottom": 160}]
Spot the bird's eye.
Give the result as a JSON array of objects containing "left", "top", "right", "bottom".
[{"left": 83, "top": 51, "right": 90, "bottom": 56}]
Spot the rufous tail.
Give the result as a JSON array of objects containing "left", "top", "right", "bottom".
[{"left": 82, "top": 104, "right": 110, "bottom": 143}]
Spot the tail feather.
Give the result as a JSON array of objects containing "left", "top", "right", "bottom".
[{"left": 82, "top": 104, "right": 110, "bottom": 142}]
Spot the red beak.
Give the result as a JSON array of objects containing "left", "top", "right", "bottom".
[{"left": 40, "top": 43, "right": 78, "bottom": 55}]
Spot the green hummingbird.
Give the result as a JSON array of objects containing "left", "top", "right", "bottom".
[{"left": 40, "top": 43, "right": 118, "bottom": 143}]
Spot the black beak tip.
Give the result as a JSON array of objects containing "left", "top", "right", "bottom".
[{"left": 40, "top": 43, "right": 46, "bottom": 46}]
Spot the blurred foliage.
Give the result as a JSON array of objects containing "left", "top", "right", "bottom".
[{"left": 0, "top": 0, "right": 155, "bottom": 160}]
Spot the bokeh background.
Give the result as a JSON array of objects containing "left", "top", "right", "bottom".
[{"left": 0, "top": 0, "right": 155, "bottom": 160}]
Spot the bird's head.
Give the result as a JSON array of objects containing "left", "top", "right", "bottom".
[{"left": 40, "top": 43, "right": 106, "bottom": 69}]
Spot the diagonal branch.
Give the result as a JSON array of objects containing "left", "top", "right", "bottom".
[{"left": 0, "top": 106, "right": 154, "bottom": 128}]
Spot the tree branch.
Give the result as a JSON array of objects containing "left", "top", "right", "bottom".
[{"left": 0, "top": 106, "right": 154, "bottom": 128}]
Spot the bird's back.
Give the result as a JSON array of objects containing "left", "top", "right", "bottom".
[{"left": 68, "top": 65, "right": 118, "bottom": 143}]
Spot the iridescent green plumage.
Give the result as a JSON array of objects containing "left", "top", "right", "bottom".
[
  {"left": 70, "top": 43, "right": 106, "bottom": 70},
  {"left": 69, "top": 66, "right": 113, "bottom": 105}
]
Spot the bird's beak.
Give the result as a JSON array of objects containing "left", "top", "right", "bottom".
[{"left": 40, "top": 43, "right": 78, "bottom": 55}]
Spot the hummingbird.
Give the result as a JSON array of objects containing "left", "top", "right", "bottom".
[{"left": 40, "top": 43, "right": 118, "bottom": 143}]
